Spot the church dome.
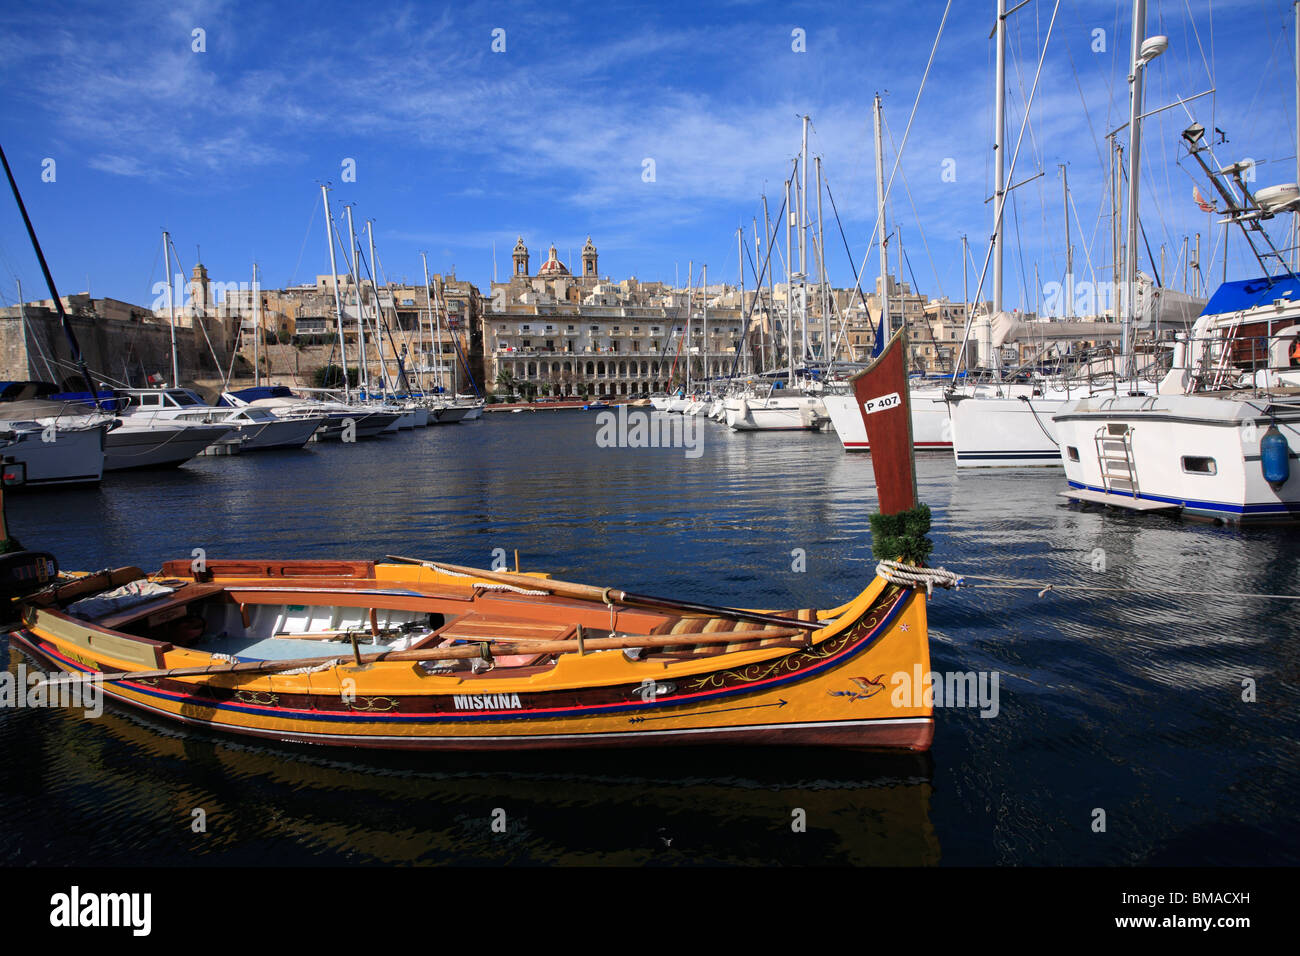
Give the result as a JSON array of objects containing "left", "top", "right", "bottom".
[{"left": 537, "top": 244, "right": 570, "bottom": 276}]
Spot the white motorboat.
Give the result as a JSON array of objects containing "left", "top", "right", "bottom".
[
  {"left": 0, "top": 422, "right": 105, "bottom": 487},
  {"left": 429, "top": 403, "right": 472, "bottom": 424},
  {"left": 0, "top": 393, "right": 108, "bottom": 488},
  {"left": 221, "top": 386, "right": 399, "bottom": 440},
  {"left": 114, "top": 388, "right": 324, "bottom": 452},
  {"left": 103, "top": 419, "right": 236, "bottom": 471}
]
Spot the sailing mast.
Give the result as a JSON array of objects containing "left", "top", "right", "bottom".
[
  {"left": 874, "top": 94, "right": 890, "bottom": 346},
  {"left": 1059, "top": 164, "right": 1072, "bottom": 318},
  {"left": 985, "top": 0, "right": 1009, "bottom": 375},
  {"left": 320, "top": 184, "right": 350, "bottom": 404},
  {"left": 1120, "top": 0, "right": 1166, "bottom": 376},
  {"left": 366, "top": 220, "right": 393, "bottom": 397},
  {"left": 421, "top": 252, "right": 435, "bottom": 395},
  {"left": 762, "top": 195, "right": 776, "bottom": 373},
  {"left": 685, "top": 260, "right": 693, "bottom": 394},
  {"left": 162, "top": 230, "right": 179, "bottom": 386},
  {"left": 785, "top": 175, "right": 795, "bottom": 381},
  {"left": 816, "top": 155, "right": 830, "bottom": 368},
  {"left": 701, "top": 263, "right": 708, "bottom": 387},
  {"left": 252, "top": 261, "right": 261, "bottom": 388},
  {"left": 343, "top": 204, "right": 368, "bottom": 399},
  {"left": 993, "top": 0, "right": 1007, "bottom": 320},
  {"left": 737, "top": 226, "right": 745, "bottom": 377},
  {"left": 1120, "top": 0, "right": 1148, "bottom": 375},
  {"left": 799, "top": 114, "right": 810, "bottom": 369}
]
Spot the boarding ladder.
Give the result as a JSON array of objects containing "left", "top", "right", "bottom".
[{"left": 1094, "top": 424, "right": 1139, "bottom": 498}]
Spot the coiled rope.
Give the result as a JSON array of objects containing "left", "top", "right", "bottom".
[
  {"left": 280, "top": 658, "right": 343, "bottom": 676},
  {"left": 425, "top": 563, "right": 549, "bottom": 596},
  {"left": 875, "top": 560, "right": 965, "bottom": 596}
]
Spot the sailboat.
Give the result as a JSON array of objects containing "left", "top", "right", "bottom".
[
  {"left": 945, "top": 1, "right": 1218, "bottom": 470},
  {"left": 1054, "top": 121, "right": 1300, "bottom": 524},
  {"left": 5, "top": 328, "right": 946, "bottom": 752}
]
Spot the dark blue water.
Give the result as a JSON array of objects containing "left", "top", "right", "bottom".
[{"left": 3, "top": 412, "right": 1297, "bottom": 865}]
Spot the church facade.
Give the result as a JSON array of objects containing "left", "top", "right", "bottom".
[{"left": 484, "top": 236, "right": 746, "bottom": 398}]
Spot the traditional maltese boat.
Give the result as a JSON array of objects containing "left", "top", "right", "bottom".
[{"left": 3, "top": 331, "right": 943, "bottom": 751}]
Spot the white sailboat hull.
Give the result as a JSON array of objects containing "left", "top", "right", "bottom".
[
  {"left": 823, "top": 388, "right": 952, "bottom": 451},
  {"left": 724, "top": 396, "right": 829, "bottom": 431},
  {"left": 947, "top": 394, "right": 1066, "bottom": 468}
]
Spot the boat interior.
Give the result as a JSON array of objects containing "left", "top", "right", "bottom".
[{"left": 32, "top": 559, "right": 821, "bottom": 676}]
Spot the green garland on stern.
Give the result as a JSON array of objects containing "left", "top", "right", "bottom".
[{"left": 870, "top": 503, "right": 933, "bottom": 565}]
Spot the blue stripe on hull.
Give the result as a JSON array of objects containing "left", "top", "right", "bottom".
[{"left": 1065, "top": 480, "right": 1300, "bottom": 521}]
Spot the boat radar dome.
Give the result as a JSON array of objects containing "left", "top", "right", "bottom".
[
  {"left": 1138, "top": 35, "right": 1168, "bottom": 66},
  {"left": 1256, "top": 183, "right": 1300, "bottom": 214}
]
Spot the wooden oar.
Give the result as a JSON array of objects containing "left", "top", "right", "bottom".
[
  {"left": 34, "top": 627, "right": 803, "bottom": 687},
  {"left": 385, "top": 555, "right": 830, "bottom": 633}
]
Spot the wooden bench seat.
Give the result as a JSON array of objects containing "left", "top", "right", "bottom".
[
  {"left": 96, "top": 583, "right": 227, "bottom": 630},
  {"left": 433, "top": 613, "right": 577, "bottom": 645}
]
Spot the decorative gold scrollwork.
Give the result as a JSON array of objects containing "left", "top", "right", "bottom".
[
  {"left": 233, "top": 690, "right": 280, "bottom": 707},
  {"left": 349, "top": 696, "right": 399, "bottom": 713}
]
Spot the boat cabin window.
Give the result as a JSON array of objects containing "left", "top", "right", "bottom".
[
  {"left": 1181, "top": 456, "right": 1217, "bottom": 475},
  {"left": 1066, "top": 446, "right": 1079, "bottom": 462},
  {"left": 167, "top": 390, "right": 204, "bottom": 406}
]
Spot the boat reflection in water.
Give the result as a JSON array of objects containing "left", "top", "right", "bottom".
[{"left": 2, "top": 657, "right": 937, "bottom": 866}]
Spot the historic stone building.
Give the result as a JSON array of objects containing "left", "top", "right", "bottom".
[{"left": 485, "top": 237, "right": 748, "bottom": 398}]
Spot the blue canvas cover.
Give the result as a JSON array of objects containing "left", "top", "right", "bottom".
[{"left": 1200, "top": 275, "right": 1300, "bottom": 316}]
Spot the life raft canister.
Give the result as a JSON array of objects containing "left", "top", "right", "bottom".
[{"left": 1260, "top": 425, "right": 1291, "bottom": 486}]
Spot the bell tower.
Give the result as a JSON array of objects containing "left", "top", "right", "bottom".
[
  {"left": 512, "top": 236, "right": 530, "bottom": 277},
  {"left": 189, "top": 262, "right": 210, "bottom": 315},
  {"left": 582, "top": 236, "right": 598, "bottom": 279}
]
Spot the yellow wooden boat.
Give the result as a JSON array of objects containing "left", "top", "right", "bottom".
[{"left": 3, "top": 330, "right": 944, "bottom": 752}]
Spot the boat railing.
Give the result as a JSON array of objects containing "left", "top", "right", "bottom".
[{"left": 1187, "top": 329, "right": 1300, "bottom": 396}]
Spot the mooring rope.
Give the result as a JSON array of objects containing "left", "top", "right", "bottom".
[
  {"left": 875, "top": 562, "right": 1298, "bottom": 602},
  {"left": 961, "top": 573, "right": 1300, "bottom": 602}
]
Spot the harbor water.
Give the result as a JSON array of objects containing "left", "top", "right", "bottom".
[{"left": 2, "top": 412, "right": 1297, "bottom": 865}]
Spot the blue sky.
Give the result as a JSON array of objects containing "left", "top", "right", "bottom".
[{"left": 0, "top": 0, "right": 1295, "bottom": 315}]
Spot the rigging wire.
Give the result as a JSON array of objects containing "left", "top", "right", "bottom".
[{"left": 881, "top": 116, "right": 945, "bottom": 300}]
